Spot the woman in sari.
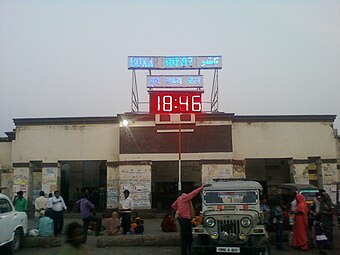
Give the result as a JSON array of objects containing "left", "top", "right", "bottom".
[
  {"left": 292, "top": 193, "right": 308, "bottom": 251},
  {"left": 106, "top": 211, "right": 121, "bottom": 235}
]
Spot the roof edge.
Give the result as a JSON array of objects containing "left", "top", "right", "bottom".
[
  {"left": 233, "top": 115, "right": 336, "bottom": 123},
  {"left": 13, "top": 116, "right": 119, "bottom": 126}
]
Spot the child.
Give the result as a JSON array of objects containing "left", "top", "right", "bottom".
[{"left": 131, "top": 212, "right": 144, "bottom": 234}]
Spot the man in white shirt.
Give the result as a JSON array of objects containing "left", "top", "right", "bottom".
[
  {"left": 120, "top": 189, "right": 133, "bottom": 234},
  {"left": 51, "top": 190, "right": 67, "bottom": 236},
  {"left": 34, "top": 191, "right": 48, "bottom": 227}
]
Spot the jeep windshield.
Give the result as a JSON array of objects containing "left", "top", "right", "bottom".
[{"left": 204, "top": 190, "right": 258, "bottom": 205}]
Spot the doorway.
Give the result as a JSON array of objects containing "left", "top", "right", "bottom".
[
  {"left": 60, "top": 160, "right": 107, "bottom": 209},
  {"left": 151, "top": 161, "right": 201, "bottom": 209},
  {"left": 245, "top": 158, "right": 291, "bottom": 204}
]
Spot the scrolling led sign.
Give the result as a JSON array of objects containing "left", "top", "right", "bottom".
[
  {"left": 128, "top": 56, "right": 222, "bottom": 70},
  {"left": 147, "top": 75, "right": 203, "bottom": 88}
]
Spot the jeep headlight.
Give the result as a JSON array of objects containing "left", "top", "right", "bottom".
[
  {"left": 205, "top": 217, "right": 216, "bottom": 228},
  {"left": 241, "top": 217, "right": 251, "bottom": 228}
]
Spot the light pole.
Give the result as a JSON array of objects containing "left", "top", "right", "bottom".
[{"left": 178, "top": 122, "right": 182, "bottom": 194}]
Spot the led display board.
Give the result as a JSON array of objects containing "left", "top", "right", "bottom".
[
  {"left": 149, "top": 91, "right": 202, "bottom": 114},
  {"left": 128, "top": 56, "right": 222, "bottom": 70},
  {"left": 147, "top": 75, "right": 203, "bottom": 88}
]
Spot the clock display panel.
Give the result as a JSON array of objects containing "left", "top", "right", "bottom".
[{"left": 149, "top": 91, "right": 202, "bottom": 114}]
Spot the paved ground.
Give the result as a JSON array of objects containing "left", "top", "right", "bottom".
[{"left": 5, "top": 214, "right": 340, "bottom": 255}]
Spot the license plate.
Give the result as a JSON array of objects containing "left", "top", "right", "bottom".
[{"left": 216, "top": 247, "right": 240, "bottom": 253}]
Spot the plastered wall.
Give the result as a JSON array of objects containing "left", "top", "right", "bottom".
[
  {"left": 232, "top": 122, "right": 337, "bottom": 159},
  {"left": 0, "top": 142, "right": 11, "bottom": 170},
  {"left": 12, "top": 124, "right": 119, "bottom": 162}
]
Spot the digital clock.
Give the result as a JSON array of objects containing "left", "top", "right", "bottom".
[{"left": 149, "top": 91, "right": 202, "bottom": 114}]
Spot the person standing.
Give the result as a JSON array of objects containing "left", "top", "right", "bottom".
[
  {"left": 292, "top": 193, "right": 308, "bottom": 251},
  {"left": 75, "top": 191, "right": 102, "bottom": 242},
  {"left": 34, "top": 190, "right": 48, "bottom": 227},
  {"left": 120, "top": 189, "right": 133, "bottom": 235},
  {"left": 260, "top": 198, "right": 271, "bottom": 227},
  {"left": 13, "top": 190, "right": 28, "bottom": 213},
  {"left": 51, "top": 190, "right": 67, "bottom": 236},
  {"left": 273, "top": 200, "right": 286, "bottom": 251},
  {"left": 319, "top": 192, "right": 334, "bottom": 249},
  {"left": 171, "top": 184, "right": 210, "bottom": 255}
]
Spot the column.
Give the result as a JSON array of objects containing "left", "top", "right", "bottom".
[
  {"left": 321, "top": 160, "right": 338, "bottom": 204},
  {"left": 13, "top": 164, "right": 31, "bottom": 199},
  {"left": 41, "top": 163, "right": 60, "bottom": 195},
  {"left": 118, "top": 162, "right": 151, "bottom": 209},
  {"left": 106, "top": 162, "right": 119, "bottom": 209},
  {"left": 201, "top": 160, "right": 233, "bottom": 184}
]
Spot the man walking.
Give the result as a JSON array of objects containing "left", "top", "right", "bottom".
[
  {"left": 34, "top": 190, "right": 48, "bottom": 227},
  {"left": 75, "top": 191, "right": 102, "bottom": 243},
  {"left": 51, "top": 190, "right": 67, "bottom": 236},
  {"left": 172, "top": 184, "right": 210, "bottom": 255},
  {"left": 120, "top": 189, "right": 133, "bottom": 234}
]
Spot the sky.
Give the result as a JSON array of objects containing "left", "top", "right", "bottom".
[{"left": 1, "top": 0, "right": 339, "bottom": 136}]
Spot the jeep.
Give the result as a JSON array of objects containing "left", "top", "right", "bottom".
[{"left": 192, "top": 179, "right": 270, "bottom": 255}]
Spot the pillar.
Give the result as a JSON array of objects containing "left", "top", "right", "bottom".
[
  {"left": 13, "top": 164, "right": 31, "bottom": 200},
  {"left": 201, "top": 160, "right": 234, "bottom": 184},
  {"left": 41, "top": 163, "right": 60, "bottom": 195},
  {"left": 118, "top": 162, "right": 151, "bottom": 209},
  {"left": 321, "top": 160, "right": 338, "bottom": 204},
  {"left": 106, "top": 162, "right": 119, "bottom": 209}
]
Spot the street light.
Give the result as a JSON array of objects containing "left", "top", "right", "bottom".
[{"left": 122, "top": 119, "right": 129, "bottom": 127}]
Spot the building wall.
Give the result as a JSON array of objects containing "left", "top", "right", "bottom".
[
  {"left": 2, "top": 115, "right": 338, "bottom": 208},
  {"left": 232, "top": 122, "right": 337, "bottom": 160},
  {"left": 11, "top": 124, "right": 119, "bottom": 162},
  {"left": 0, "top": 142, "right": 12, "bottom": 170}
]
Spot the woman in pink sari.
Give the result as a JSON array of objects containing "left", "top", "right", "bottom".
[
  {"left": 105, "top": 211, "right": 121, "bottom": 235},
  {"left": 292, "top": 193, "right": 308, "bottom": 250}
]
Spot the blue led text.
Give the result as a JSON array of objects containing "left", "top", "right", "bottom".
[
  {"left": 130, "top": 57, "right": 154, "bottom": 68},
  {"left": 165, "top": 57, "right": 194, "bottom": 68},
  {"left": 201, "top": 57, "right": 219, "bottom": 67}
]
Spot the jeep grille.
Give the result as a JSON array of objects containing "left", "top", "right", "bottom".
[{"left": 217, "top": 219, "right": 241, "bottom": 240}]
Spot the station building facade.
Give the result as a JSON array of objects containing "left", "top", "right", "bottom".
[{"left": 0, "top": 112, "right": 339, "bottom": 209}]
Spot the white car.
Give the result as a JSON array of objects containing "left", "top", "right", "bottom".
[{"left": 0, "top": 193, "right": 28, "bottom": 253}]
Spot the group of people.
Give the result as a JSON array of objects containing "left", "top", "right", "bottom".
[
  {"left": 263, "top": 189, "right": 335, "bottom": 252},
  {"left": 13, "top": 190, "right": 67, "bottom": 237},
  {"left": 13, "top": 185, "right": 336, "bottom": 255}
]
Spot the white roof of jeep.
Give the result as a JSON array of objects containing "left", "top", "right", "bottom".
[{"left": 205, "top": 179, "right": 263, "bottom": 191}]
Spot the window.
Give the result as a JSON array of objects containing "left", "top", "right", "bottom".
[
  {"left": 204, "top": 190, "right": 258, "bottom": 205},
  {"left": 0, "top": 198, "right": 12, "bottom": 214}
]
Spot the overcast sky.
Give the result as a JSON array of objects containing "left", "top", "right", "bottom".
[{"left": 1, "top": 0, "right": 339, "bottom": 135}]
